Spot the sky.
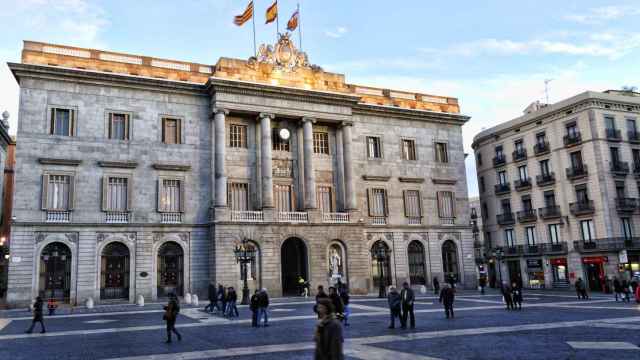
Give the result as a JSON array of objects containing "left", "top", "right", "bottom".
[{"left": 1, "top": 0, "right": 639, "bottom": 197}]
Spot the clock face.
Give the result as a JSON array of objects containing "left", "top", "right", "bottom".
[{"left": 279, "top": 128, "right": 290, "bottom": 140}]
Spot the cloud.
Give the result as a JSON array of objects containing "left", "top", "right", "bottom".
[
  {"left": 324, "top": 27, "right": 348, "bottom": 39},
  {"left": 564, "top": 5, "right": 640, "bottom": 24}
]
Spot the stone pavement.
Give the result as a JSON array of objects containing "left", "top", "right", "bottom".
[{"left": 2, "top": 290, "right": 640, "bottom": 359}]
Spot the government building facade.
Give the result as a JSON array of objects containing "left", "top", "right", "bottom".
[{"left": 6, "top": 39, "right": 473, "bottom": 305}]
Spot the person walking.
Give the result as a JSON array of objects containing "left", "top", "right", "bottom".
[
  {"left": 258, "top": 288, "right": 270, "bottom": 327},
  {"left": 298, "top": 276, "right": 309, "bottom": 297},
  {"left": 339, "top": 286, "right": 350, "bottom": 327},
  {"left": 575, "top": 278, "right": 588, "bottom": 300},
  {"left": 479, "top": 276, "right": 487, "bottom": 295},
  {"left": 218, "top": 284, "right": 227, "bottom": 315},
  {"left": 439, "top": 283, "right": 455, "bottom": 319},
  {"left": 314, "top": 298, "right": 344, "bottom": 360},
  {"left": 316, "top": 285, "right": 329, "bottom": 301},
  {"left": 226, "top": 287, "right": 239, "bottom": 317},
  {"left": 25, "top": 296, "right": 46, "bottom": 334},
  {"left": 622, "top": 279, "right": 631, "bottom": 303},
  {"left": 47, "top": 298, "right": 58, "bottom": 316},
  {"left": 250, "top": 289, "right": 260, "bottom": 327},
  {"left": 328, "top": 287, "right": 344, "bottom": 323},
  {"left": 163, "top": 293, "right": 182, "bottom": 343},
  {"left": 387, "top": 286, "right": 401, "bottom": 329},
  {"left": 433, "top": 277, "right": 440, "bottom": 295},
  {"left": 613, "top": 277, "right": 622, "bottom": 302},
  {"left": 511, "top": 282, "right": 523, "bottom": 310},
  {"left": 400, "top": 282, "right": 415, "bottom": 329},
  {"left": 204, "top": 281, "right": 218, "bottom": 313},
  {"left": 502, "top": 284, "right": 514, "bottom": 310}
]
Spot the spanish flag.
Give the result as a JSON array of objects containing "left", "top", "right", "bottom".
[
  {"left": 286, "top": 10, "right": 299, "bottom": 31},
  {"left": 265, "top": 1, "right": 278, "bottom": 24},
  {"left": 233, "top": 1, "right": 253, "bottom": 26}
]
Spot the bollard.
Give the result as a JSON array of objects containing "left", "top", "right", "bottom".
[
  {"left": 192, "top": 294, "right": 199, "bottom": 306},
  {"left": 86, "top": 297, "right": 94, "bottom": 309},
  {"left": 185, "top": 293, "right": 192, "bottom": 305},
  {"left": 137, "top": 295, "right": 145, "bottom": 307}
]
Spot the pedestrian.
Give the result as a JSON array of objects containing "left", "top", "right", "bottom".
[
  {"left": 314, "top": 298, "right": 344, "bottom": 360},
  {"left": 479, "top": 276, "right": 487, "bottom": 295},
  {"left": 575, "top": 277, "right": 588, "bottom": 300},
  {"left": 387, "top": 286, "right": 401, "bottom": 329},
  {"left": 298, "top": 276, "right": 309, "bottom": 297},
  {"left": 339, "top": 286, "right": 350, "bottom": 327},
  {"left": 613, "top": 277, "right": 622, "bottom": 302},
  {"left": 226, "top": 287, "right": 239, "bottom": 317},
  {"left": 163, "top": 293, "right": 182, "bottom": 343},
  {"left": 433, "top": 277, "right": 440, "bottom": 295},
  {"left": 47, "top": 298, "right": 58, "bottom": 316},
  {"left": 400, "top": 282, "right": 415, "bottom": 329},
  {"left": 250, "top": 289, "right": 260, "bottom": 327},
  {"left": 218, "top": 284, "right": 227, "bottom": 315},
  {"left": 511, "top": 282, "right": 523, "bottom": 310},
  {"left": 328, "top": 287, "right": 344, "bottom": 322},
  {"left": 258, "top": 288, "right": 270, "bottom": 327},
  {"left": 316, "top": 285, "right": 329, "bottom": 301},
  {"left": 622, "top": 279, "right": 631, "bottom": 303},
  {"left": 447, "top": 274, "right": 456, "bottom": 288},
  {"left": 204, "top": 281, "right": 217, "bottom": 313},
  {"left": 25, "top": 296, "right": 46, "bottom": 334},
  {"left": 439, "top": 283, "right": 455, "bottom": 319},
  {"left": 502, "top": 284, "right": 514, "bottom": 310}
]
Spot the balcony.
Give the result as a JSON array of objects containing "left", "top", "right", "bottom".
[
  {"left": 370, "top": 216, "right": 387, "bottom": 225},
  {"left": 493, "top": 154, "right": 507, "bottom": 167},
  {"left": 566, "top": 164, "right": 588, "bottom": 180},
  {"left": 572, "top": 238, "right": 640, "bottom": 253},
  {"left": 629, "top": 131, "right": 640, "bottom": 143},
  {"left": 514, "top": 178, "right": 532, "bottom": 191},
  {"left": 323, "top": 212, "right": 350, "bottom": 224},
  {"left": 534, "top": 141, "right": 550, "bottom": 156},
  {"left": 606, "top": 128, "right": 622, "bottom": 141},
  {"left": 610, "top": 161, "right": 630, "bottom": 176},
  {"left": 542, "top": 242, "right": 568, "bottom": 255},
  {"left": 536, "top": 173, "right": 556, "bottom": 186},
  {"left": 46, "top": 210, "right": 70, "bottom": 223},
  {"left": 496, "top": 212, "right": 515, "bottom": 225},
  {"left": 231, "top": 210, "right": 264, "bottom": 222},
  {"left": 494, "top": 183, "right": 511, "bottom": 195},
  {"left": 570, "top": 200, "right": 595, "bottom": 216},
  {"left": 539, "top": 205, "right": 562, "bottom": 219},
  {"left": 278, "top": 211, "right": 309, "bottom": 223},
  {"left": 517, "top": 209, "right": 538, "bottom": 223},
  {"left": 615, "top": 198, "right": 637, "bottom": 212},
  {"left": 406, "top": 216, "right": 422, "bottom": 225},
  {"left": 105, "top": 211, "right": 129, "bottom": 224},
  {"left": 440, "top": 217, "right": 455, "bottom": 225},
  {"left": 503, "top": 246, "right": 521, "bottom": 257},
  {"left": 161, "top": 212, "right": 182, "bottom": 224},
  {"left": 563, "top": 132, "right": 582, "bottom": 147},
  {"left": 512, "top": 149, "right": 527, "bottom": 162}
]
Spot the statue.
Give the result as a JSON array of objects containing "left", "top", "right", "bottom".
[{"left": 329, "top": 247, "right": 342, "bottom": 278}]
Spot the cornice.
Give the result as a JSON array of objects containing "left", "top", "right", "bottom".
[
  {"left": 432, "top": 178, "right": 457, "bottom": 185},
  {"left": 38, "top": 158, "right": 82, "bottom": 166},
  {"left": 398, "top": 177, "right": 425, "bottom": 183},
  {"left": 353, "top": 103, "right": 469, "bottom": 125},
  {"left": 362, "top": 175, "right": 391, "bottom": 182},
  {"left": 152, "top": 163, "right": 192, "bottom": 171},
  {"left": 97, "top": 160, "right": 138, "bottom": 169}
]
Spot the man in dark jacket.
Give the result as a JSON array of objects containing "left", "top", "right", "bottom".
[
  {"left": 314, "top": 298, "right": 344, "bottom": 360},
  {"left": 258, "top": 288, "right": 269, "bottom": 327},
  {"left": 339, "top": 287, "right": 350, "bottom": 327},
  {"left": 250, "top": 290, "right": 260, "bottom": 327},
  {"left": 439, "top": 283, "right": 455, "bottom": 318},
  {"left": 433, "top": 277, "right": 440, "bottom": 295},
  {"left": 217, "top": 284, "right": 226, "bottom": 314},
  {"left": 204, "top": 282, "right": 218, "bottom": 313},
  {"left": 163, "top": 293, "right": 181, "bottom": 343},
  {"left": 387, "top": 286, "right": 401, "bottom": 329},
  {"left": 502, "top": 283, "right": 514, "bottom": 310},
  {"left": 613, "top": 277, "right": 622, "bottom": 302},
  {"left": 400, "top": 282, "right": 415, "bottom": 329},
  {"left": 25, "top": 296, "right": 46, "bottom": 334},
  {"left": 328, "top": 287, "right": 344, "bottom": 316},
  {"left": 511, "top": 282, "right": 523, "bottom": 310}
]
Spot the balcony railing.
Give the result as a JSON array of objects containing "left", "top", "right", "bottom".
[
  {"left": 573, "top": 238, "right": 640, "bottom": 253},
  {"left": 563, "top": 132, "right": 582, "bottom": 147},
  {"left": 370, "top": 216, "right": 387, "bottom": 225},
  {"left": 493, "top": 154, "right": 507, "bottom": 167},
  {"left": 615, "top": 198, "right": 637, "bottom": 212},
  {"left": 610, "top": 161, "right": 630, "bottom": 175},
  {"left": 496, "top": 212, "right": 515, "bottom": 225},
  {"left": 494, "top": 183, "right": 511, "bottom": 195},
  {"left": 278, "top": 211, "right": 309, "bottom": 223},
  {"left": 606, "top": 128, "right": 622, "bottom": 141},
  {"left": 629, "top": 131, "right": 640, "bottom": 143},
  {"left": 534, "top": 141, "right": 550, "bottom": 155},
  {"left": 536, "top": 173, "right": 555, "bottom": 186},
  {"left": 161, "top": 212, "right": 182, "bottom": 224},
  {"left": 46, "top": 210, "right": 70, "bottom": 223},
  {"left": 105, "top": 211, "right": 129, "bottom": 224},
  {"left": 493, "top": 243, "right": 568, "bottom": 257},
  {"left": 406, "top": 216, "right": 422, "bottom": 225},
  {"left": 323, "top": 212, "right": 350, "bottom": 224},
  {"left": 514, "top": 178, "right": 532, "bottom": 191},
  {"left": 231, "top": 210, "right": 264, "bottom": 222},
  {"left": 566, "top": 164, "right": 588, "bottom": 180},
  {"left": 569, "top": 200, "right": 595, "bottom": 215},
  {"left": 503, "top": 246, "right": 520, "bottom": 256},
  {"left": 440, "top": 217, "right": 455, "bottom": 225},
  {"left": 517, "top": 209, "right": 537, "bottom": 223},
  {"left": 512, "top": 149, "right": 527, "bottom": 162},
  {"left": 543, "top": 242, "right": 568, "bottom": 254},
  {"left": 539, "top": 205, "right": 562, "bottom": 219}
]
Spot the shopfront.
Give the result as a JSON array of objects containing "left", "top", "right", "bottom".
[
  {"left": 550, "top": 258, "right": 568, "bottom": 285},
  {"left": 618, "top": 250, "right": 640, "bottom": 280},
  {"left": 582, "top": 256, "right": 607, "bottom": 292},
  {"left": 526, "top": 259, "right": 545, "bottom": 289}
]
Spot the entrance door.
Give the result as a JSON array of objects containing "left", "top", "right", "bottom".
[
  {"left": 507, "top": 260, "right": 523, "bottom": 287},
  {"left": 586, "top": 263, "right": 604, "bottom": 291},
  {"left": 281, "top": 238, "right": 308, "bottom": 296},
  {"left": 442, "top": 240, "right": 459, "bottom": 283},
  {"left": 100, "top": 242, "right": 130, "bottom": 300},
  {"left": 157, "top": 242, "right": 184, "bottom": 297},
  {"left": 39, "top": 242, "right": 72, "bottom": 301}
]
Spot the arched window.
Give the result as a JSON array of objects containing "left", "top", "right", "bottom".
[
  {"left": 408, "top": 241, "right": 426, "bottom": 285},
  {"left": 370, "top": 241, "right": 391, "bottom": 287},
  {"left": 157, "top": 242, "right": 184, "bottom": 297},
  {"left": 39, "top": 242, "right": 72, "bottom": 301}
]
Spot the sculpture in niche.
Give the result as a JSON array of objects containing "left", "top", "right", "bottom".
[{"left": 328, "top": 244, "right": 344, "bottom": 279}]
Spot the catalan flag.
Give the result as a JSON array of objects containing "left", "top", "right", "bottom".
[
  {"left": 286, "top": 9, "right": 299, "bottom": 31},
  {"left": 233, "top": 1, "right": 254, "bottom": 26},
  {"left": 265, "top": 1, "right": 278, "bottom": 24}
]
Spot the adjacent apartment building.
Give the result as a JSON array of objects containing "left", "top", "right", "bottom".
[
  {"left": 5, "top": 39, "right": 474, "bottom": 306},
  {"left": 473, "top": 90, "right": 640, "bottom": 291}
]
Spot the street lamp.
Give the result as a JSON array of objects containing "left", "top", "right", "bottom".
[
  {"left": 233, "top": 238, "right": 256, "bottom": 305},
  {"left": 371, "top": 242, "right": 390, "bottom": 298}
]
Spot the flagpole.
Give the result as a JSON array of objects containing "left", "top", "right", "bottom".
[
  {"left": 251, "top": 5, "right": 257, "bottom": 56},
  {"left": 276, "top": 1, "right": 280, "bottom": 38},
  {"left": 297, "top": 2, "right": 302, "bottom": 50}
]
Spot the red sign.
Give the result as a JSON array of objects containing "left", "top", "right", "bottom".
[
  {"left": 582, "top": 256, "right": 608, "bottom": 264},
  {"left": 550, "top": 258, "right": 567, "bottom": 266}
]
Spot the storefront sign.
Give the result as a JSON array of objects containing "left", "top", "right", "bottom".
[
  {"left": 550, "top": 258, "right": 567, "bottom": 266},
  {"left": 619, "top": 250, "right": 628, "bottom": 264},
  {"left": 527, "top": 259, "right": 543, "bottom": 269},
  {"left": 582, "top": 256, "right": 608, "bottom": 264}
]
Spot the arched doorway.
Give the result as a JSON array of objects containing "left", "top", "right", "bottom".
[
  {"left": 371, "top": 241, "right": 392, "bottom": 289},
  {"left": 281, "top": 238, "right": 308, "bottom": 296},
  {"left": 157, "top": 242, "right": 184, "bottom": 297},
  {"left": 442, "top": 240, "right": 459, "bottom": 283},
  {"left": 100, "top": 242, "right": 130, "bottom": 300},
  {"left": 39, "top": 242, "right": 72, "bottom": 301},
  {"left": 408, "top": 241, "right": 426, "bottom": 285}
]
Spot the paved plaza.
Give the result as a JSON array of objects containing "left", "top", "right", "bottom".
[{"left": 1, "top": 290, "right": 640, "bottom": 360}]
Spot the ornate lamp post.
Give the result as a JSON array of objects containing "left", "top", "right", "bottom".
[
  {"left": 371, "top": 242, "right": 390, "bottom": 298},
  {"left": 234, "top": 238, "right": 256, "bottom": 305}
]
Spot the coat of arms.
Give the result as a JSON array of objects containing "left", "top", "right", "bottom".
[{"left": 249, "top": 33, "right": 314, "bottom": 71}]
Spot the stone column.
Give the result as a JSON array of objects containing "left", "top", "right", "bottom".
[
  {"left": 302, "top": 117, "right": 317, "bottom": 209},
  {"left": 260, "top": 113, "right": 274, "bottom": 208},
  {"left": 214, "top": 108, "right": 228, "bottom": 208},
  {"left": 342, "top": 122, "right": 356, "bottom": 210}
]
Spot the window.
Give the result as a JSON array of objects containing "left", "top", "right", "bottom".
[
  {"left": 628, "top": 119, "right": 637, "bottom": 133},
  {"left": 622, "top": 218, "right": 633, "bottom": 240},
  {"left": 514, "top": 140, "right": 524, "bottom": 152},
  {"left": 536, "top": 132, "right": 546, "bottom": 146},
  {"left": 228, "top": 183, "right": 249, "bottom": 211},
  {"left": 482, "top": 203, "right": 488, "bottom": 220},
  {"left": 435, "top": 142, "right": 449, "bottom": 163},
  {"left": 108, "top": 112, "right": 130, "bottom": 140},
  {"left": 402, "top": 139, "right": 416, "bottom": 160},
  {"left": 437, "top": 191, "right": 455, "bottom": 219},
  {"left": 43, "top": 174, "right": 72, "bottom": 210},
  {"left": 162, "top": 117, "right": 182, "bottom": 144},
  {"left": 103, "top": 176, "right": 130, "bottom": 211},
  {"left": 477, "top": 153, "right": 482, "bottom": 166},
  {"left": 570, "top": 151, "right": 583, "bottom": 168},
  {"left": 272, "top": 128, "right": 290, "bottom": 152},
  {"left": 610, "top": 147, "right": 621, "bottom": 163},
  {"left": 159, "top": 179, "right": 183, "bottom": 212},
  {"left": 544, "top": 190, "right": 556, "bottom": 207},
  {"left": 566, "top": 122, "right": 578, "bottom": 137},
  {"left": 540, "top": 160, "right": 551, "bottom": 176},
  {"left": 366, "top": 136, "right": 382, "bottom": 158},
  {"left": 498, "top": 170, "right": 508, "bottom": 185},
  {"left": 495, "top": 145, "right": 504, "bottom": 157},
  {"left": 367, "top": 188, "right": 388, "bottom": 217},
  {"left": 313, "top": 132, "right": 330, "bottom": 154},
  {"left": 479, "top": 176, "right": 486, "bottom": 193},
  {"left": 504, "top": 229, "right": 515, "bottom": 247},
  {"left": 229, "top": 124, "right": 247, "bottom": 148},
  {"left": 403, "top": 190, "right": 422, "bottom": 219},
  {"left": 274, "top": 184, "right": 293, "bottom": 212},
  {"left": 522, "top": 197, "right": 533, "bottom": 211},
  {"left": 50, "top": 108, "right": 75, "bottom": 136},
  {"left": 548, "top": 224, "right": 560, "bottom": 244},
  {"left": 485, "top": 231, "right": 492, "bottom": 248},
  {"left": 501, "top": 199, "right": 512, "bottom": 213},
  {"left": 518, "top": 165, "right": 528, "bottom": 181},
  {"left": 525, "top": 226, "right": 536, "bottom": 245},
  {"left": 317, "top": 186, "right": 333, "bottom": 213},
  {"left": 575, "top": 185, "right": 589, "bottom": 203},
  {"left": 616, "top": 181, "right": 626, "bottom": 198},
  {"left": 580, "top": 219, "right": 595, "bottom": 242},
  {"left": 605, "top": 115, "right": 616, "bottom": 130}
]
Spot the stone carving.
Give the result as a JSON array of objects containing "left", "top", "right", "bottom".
[
  {"left": 65, "top": 233, "right": 78, "bottom": 243},
  {"left": 97, "top": 233, "right": 106, "bottom": 243},
  {"left": 35, "top": 233, "right": 46, "bottom": 244},
  {"left": 438, "top": 232, "right": 461, "bottom": 241},
  {"left": 249, "top": 33, "right": 315, "bottom": 71},
  {"left": 329, "top": 244, "right": 343, "bottom": 279}
]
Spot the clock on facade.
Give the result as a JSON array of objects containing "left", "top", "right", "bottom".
[{"left": 279, "top": 128, "right": 290, "bottom": 140}]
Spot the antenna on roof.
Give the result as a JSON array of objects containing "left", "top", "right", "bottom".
[{"left": 544, "top": 79, "right": 554, "bottom": 104}]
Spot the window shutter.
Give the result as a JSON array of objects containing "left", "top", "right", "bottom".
[
  {"left": 41, "top": 174, "right": 50, "bottom": 210},
  {"left": 177, "top": 119, "right": 182, "bottom": 144},
  {"left": 418, "top": 190, "right": 423, "bottom": 217},
  {"left": 108, "top": 113, "right": 112, "bottom": 139},
  {"left": 70, "top": 110, "right": 75, "bottom": 136},
  {"left": 161, "top": 118, "right": 166, "bottom": 143},
  {"left": 68, "top": 175, "right": 75, "bottom": 210},
  {"left": 437, "top": 192, "right": 443, "bottom": 217},
  {"left": 383, "top": 189, "right": 389, "bottom": 216},
  {"left": 179, "top": 179, "right": 186, "bottom": 212},
  {"left": 366, "top": 189, "right": 372, "bottom": 216},
  {"left": 124, "top": 114, "right": 130, "bottom": 140},
  {"left": 402, "top": 190, "right": 408, "bottom": 217},
  {"left": 450, "top": 192, "right": 456, "bottom": 217},
  {"left": 157, "top": 178, "right": 163, "bottom": 212},
  {"left": 101, "top": 176, "right": 108, "bottom": 211},
  {"left": 126, "top": 176, "right": 133, "bottom": 211},
  {"left": 50, "top": 109, "right": 55, "bottom": 135}
]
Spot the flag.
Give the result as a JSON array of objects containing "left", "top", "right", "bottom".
[
  {"left": 287, "top": 10, "right": 299, "bottom": 31},
  {"left": 265, "top": 1, "right": 278, "bottom": 24},
  {"left": 234, "top": 1, "right": 254, "bottom": 26}
]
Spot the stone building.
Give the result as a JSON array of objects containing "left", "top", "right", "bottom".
[
  {"left": 473, "top": 91, "right": 640, "bottom": 291},
  {"left": 0, "top": 112, "right": 12, "bottom": 303},
  {"left": 6, "top": 39, "right": 473, "bottom": 306}
]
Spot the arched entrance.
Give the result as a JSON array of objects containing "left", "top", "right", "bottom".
[
  {"left": 371, "top": 241, "right": 392, "bottom": 289},
  {"left": 39, "top": 242, "right": 72, "bottom": 301},
  {"left": 100, "top": 242, "right": 130, "bottom": 300},
  {"left": 281, "top": 238, "right": 308, "bottom": 296},
  {"left": 408, "top": 241, "right": 426, "bottom": 285},
  {"left": 442, "top": 240, "right": 459, "bottom": 283},
  {"left": 157, "top": 242, "right": 184, "bottom": 297}
]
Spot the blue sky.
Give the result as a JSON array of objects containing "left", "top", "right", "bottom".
[{"left": 1, "top": 0, "right": 640, "bottom": 197}]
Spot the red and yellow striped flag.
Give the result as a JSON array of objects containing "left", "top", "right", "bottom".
[
  {"left": 286, "top": 10, "right": 299, "bottom": 31},
  {"left": 265, "top": 1, "right": 278, "bottom": 24},
  {"left": 233, "top": 1, "right": 254, "bottom": 26}
]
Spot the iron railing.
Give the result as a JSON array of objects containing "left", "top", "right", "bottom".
[{"left": 569, "top": 200, "right": 595, "bottom": 215}]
